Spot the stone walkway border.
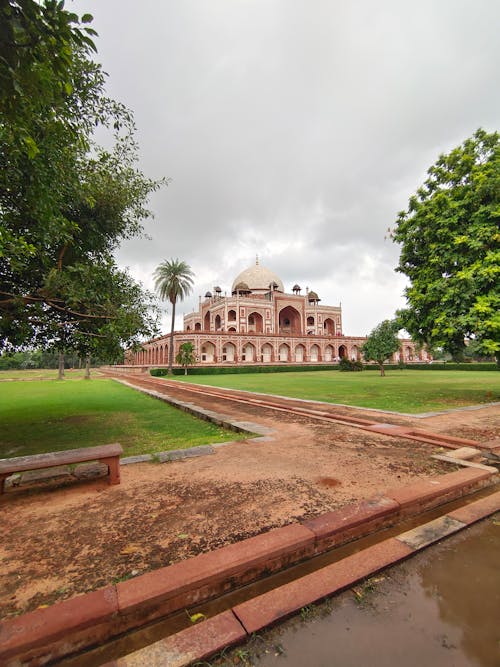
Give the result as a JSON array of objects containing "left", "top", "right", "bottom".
[{"left": 1, "top": 468, "right": 498, "bottom": 667}]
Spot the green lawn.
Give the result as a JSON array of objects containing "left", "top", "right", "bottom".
[
  {"left": 172, "top": 370, "right": 499, "bottom": 414},
  {"left": 0, "top": 368, "right": 102, "bottom": 381},
  {"left": 0, "top": 379, "right": 246, "bottom": 458}
]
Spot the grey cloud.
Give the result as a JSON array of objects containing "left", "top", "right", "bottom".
[{"left": 73, "top": 0, "right": 500, "bottom": 334}]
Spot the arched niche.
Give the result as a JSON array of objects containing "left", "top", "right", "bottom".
[{"left": 279, "top": 306, "right": 301, "bottom": 335}]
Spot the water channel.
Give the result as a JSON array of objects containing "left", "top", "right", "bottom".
[{"left": 239, "top": 518, "right": 499, "bottom": 667}]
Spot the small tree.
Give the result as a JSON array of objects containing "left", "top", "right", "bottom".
[
  {"left": 362, "top": 320, "right": 401, "bottom": 376},
  {"left": 176, "top": 342, "right": 196, "bottom": 375}
]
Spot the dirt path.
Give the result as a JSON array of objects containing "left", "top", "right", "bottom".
[{"left": 1, "top": 380, "right": 498, "bottom": 619}]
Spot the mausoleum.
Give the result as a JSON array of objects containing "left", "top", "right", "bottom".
[{"left": 128, "top": 259, "right": 426, "bottom": 367}]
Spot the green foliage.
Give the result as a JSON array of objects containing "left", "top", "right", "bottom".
[
  {"left": 362, "top": 319, "right": 401, "bottom": 375},
  {"left": 393, "top": 129, "right": 500, "bottom": 360},
  {"left": 0, "top": 349, "right": 109, "bottom": 370},
  {"left": 151, "top": 363, "right": 340, "bottom": 376},
  {"left": 0, "top": 1, "right": 162, "bottom": 358},
  {"left": 154, "top": 259, "right": 194, "bottom": 374},
  {"left": 339, "top": 357, "right": 363, "bottom": 372},
  {"left": 175, "top": 342, "right": 196, "bottom": 375}
]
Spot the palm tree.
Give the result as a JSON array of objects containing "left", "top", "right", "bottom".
[{"left": 153, "top": 259, "right": 194, "bottom": 375}]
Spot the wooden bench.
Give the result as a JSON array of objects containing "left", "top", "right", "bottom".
[{"left": 0, "top": 443, "right": 123, "bottom": 494}]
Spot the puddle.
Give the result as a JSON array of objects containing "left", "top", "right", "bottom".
[{"left": 244, "top": 518, "right": 500, "bottom": 667}]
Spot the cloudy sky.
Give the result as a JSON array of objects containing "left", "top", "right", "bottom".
[{"left": 73, "top": 0, "right": 500, "bottom": 336}]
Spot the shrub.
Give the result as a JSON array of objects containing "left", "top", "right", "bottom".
[{"left": 338, "top": 358, "right": 363, "bottom": 372}]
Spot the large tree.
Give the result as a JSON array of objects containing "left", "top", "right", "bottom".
[
  {"left": 154, "top": 259, "right": 194, "bottom": 375},
  {"left": 392, "top": 129, "right": 500, "bottom": 362},
  {"left": 362, "top": 319, "right": 401, "bottom": 376},
  {"left": 0, "top": 1, "right": 162, "bottom": 355}
]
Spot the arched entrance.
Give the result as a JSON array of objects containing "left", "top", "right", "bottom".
[
  {"left": 323, "top": 318, "right": 335, "bottom": 335},
  {"left": 279, "top": 343, "right": 290, "bottom": 362},
  {"left": 242, "top": 342, "right": 255, "bottom": 362},
  {"left": 214, "top": 314, "right": 221, "bottom": 330},
  {"left": 262, "top": 343, "right": 273, "bottom": 362},
  {"left": 195, "top": 322, "right": 201, "bottom": 331},
  {"left": 279, "top": 306, "right": 301, "bottom": 335},
  {"left": 310, "top": 344, "right": 320, "bottom": 362},
  {"left": 201, "top": 342, "right": 215, "bottom": 362},
  {"left": 324, "top": 345, "right": 334, "bottom": 361},
  {"left": 204, "top": 312, "right": 211, "bottom": 331},
  {"left": 247, "top": 312, "right": 263, "bottom": 333},
  {"left": 295, "top": 344, "right": 305, "bottom": 362},
  {"left": 338, "top": 344, "right": 347, "bottom": 359},
  {"left": 222, "top": 342, "right": 236, "bottom": 362},
  {"left": 351, "top": 345, "right": 359, "bottom": 361}
]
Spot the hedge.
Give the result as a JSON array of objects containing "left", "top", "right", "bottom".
[
  {"left": 149, "top": 361, "right": 498, "bottom": 377},
  {"left": 150, "top": 364, "right": 341, "bottom": 376},
  {"left": 363, "top": 362, "right": 497, "bottom": 371}
]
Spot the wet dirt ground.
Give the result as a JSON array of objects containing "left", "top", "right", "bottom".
[
  {"left": 0, "top": 381, "right": 498, "bottom": 620},
  {"left": 229, "top": 516, "right": 499, "bottom": 667}
]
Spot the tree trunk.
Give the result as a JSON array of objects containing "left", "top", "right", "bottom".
[
  {"left": 168, "top": 300, "right": 176, "bottom": 376},
  {"left": 378, "top": 362, "right": 385, "bottom": 376},
  {"left": 184, "top": 366, "right": 188, "bottom": 375},
  {"left": 84, "top": 355, "right": 91, "bottom": 379},
  {"left": 58, "top": 352, "right": 65, "bottom": 380}
]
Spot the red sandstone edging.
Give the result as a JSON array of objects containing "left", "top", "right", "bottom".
[
  {"left": 233, "top": 538, "right": 413, "bottom": 634},
  {"left": 303, "top": 495, "right": 400, "bottom": 551},
  {"left": 384, "top": 467, "right": 492, "bottom": 516},
  {"left": 120, "top": 491, "right": 500, "bottom": 666},
  {"left": 0, "top": 587, "right": 118, "bottom": 664},
  {"left": 115, "top": 524, "right": 315, "bottom": 629},
  {"left": 1, "top": 468, "right": 497, "bottom": 666},
  {"left": 111, "top": 610, "right": 247, "bottom": 667}
]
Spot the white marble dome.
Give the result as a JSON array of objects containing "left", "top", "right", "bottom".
[{"left": 231, "top": 262, "right": 284, "bottom": 293}]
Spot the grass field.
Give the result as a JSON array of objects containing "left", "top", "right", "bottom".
[
  {"left": 173, "top": 369, "right": 500, "bottom": 413},
  {"left": 0, "top": 378, "right": 246, "bottom": 458},
  {"left": 0, "top": 368, "right": 103, "bottom": 381}
]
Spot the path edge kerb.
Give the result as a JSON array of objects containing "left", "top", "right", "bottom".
[{"left": 0, "top": 468, "right": 497, "bottom": 666}]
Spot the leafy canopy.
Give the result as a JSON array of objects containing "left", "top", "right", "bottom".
[
  {"left": 176, "top": 341, "right": 196, "bottom": 374},
  {"left": 392, "top": 128, "right": 500, "bottom": 360},
  {"left": 362, "top": 319, "right": 401, "bottom": 375},
  {"left": 0, "top": 1, "right": 162, "bottom": 359}
]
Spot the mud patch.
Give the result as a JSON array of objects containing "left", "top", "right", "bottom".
[{"left": 317, "top": 477, "right": 341, "bottom": 488}]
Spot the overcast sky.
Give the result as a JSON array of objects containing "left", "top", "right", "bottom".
[{"left": 72, "top": 0, "right": 500, "bottom": 336}]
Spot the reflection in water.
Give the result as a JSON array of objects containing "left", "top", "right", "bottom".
[
  {"left": 250, "top": 519, "right": 499, "bottom": 667},
  {"left": 419, "top": 521, "right": 500, "bottom": 667}
]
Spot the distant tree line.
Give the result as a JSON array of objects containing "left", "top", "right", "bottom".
[{"left": 0, "top": 349, "right": 113, "bottom": 370}]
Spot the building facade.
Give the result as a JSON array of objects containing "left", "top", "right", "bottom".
[{"left": 128, "top": 260, "right": 427, "bottom": 366}]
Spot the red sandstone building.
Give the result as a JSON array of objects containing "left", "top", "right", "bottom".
[{"left": 128, "top": 260, "right": 426, "bottom": 367}]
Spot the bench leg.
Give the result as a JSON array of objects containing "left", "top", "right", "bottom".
[
  {"left": 0, "top": 474, "right": 8, "bottom": 494},
  {"left": 102, "top": 457, "right": 121, "bottom": 485}
]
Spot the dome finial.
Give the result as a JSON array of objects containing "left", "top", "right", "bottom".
[{"left": 256, "top": 254, "right": 259, "bottom": 265}]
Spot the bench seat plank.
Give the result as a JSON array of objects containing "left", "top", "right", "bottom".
[{"left": 0, "top": 443, "right": 123, "bottom": 493}]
